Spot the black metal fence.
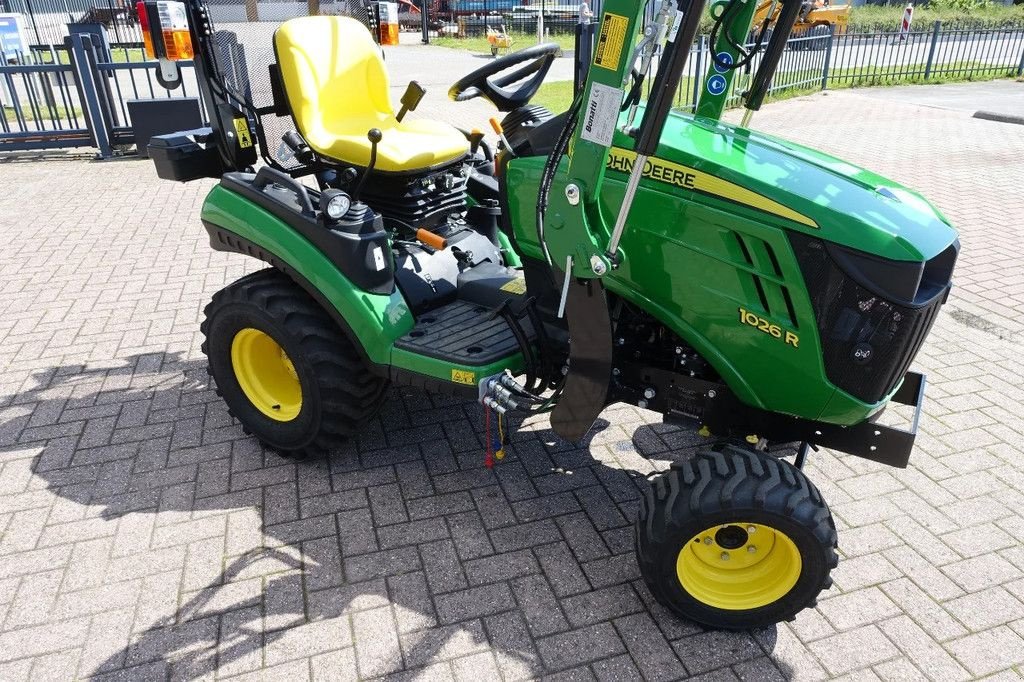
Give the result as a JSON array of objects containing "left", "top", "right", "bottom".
[
  {"left": 4, "top": 0, "right": 143, "bottom": 48},
  {"left": 3, "top": 17, "right": 1023, "bottom": 157},
  {"left": 665, "top": 22, "right": 1024, "bottom": 112},
  {"left": 410, "top": 0, "right": 601, "bottom": 36}
]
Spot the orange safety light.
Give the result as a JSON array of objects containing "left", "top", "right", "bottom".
[
  {"left": 138, "top": 0, "right": 193, "bottom": 61},
  {"left": 136, "top": 1, "right": 156, "bottom": 59},
  {"left": 158, "top": 1, "right": 193, "bottom": 60}
]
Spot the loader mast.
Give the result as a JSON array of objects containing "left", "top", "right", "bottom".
[
  {"left": 697, "top": 0, "right": 807, "bottom": 123},
  {"left": 538, "top": 0, "right": 707, "bottom": 281}
]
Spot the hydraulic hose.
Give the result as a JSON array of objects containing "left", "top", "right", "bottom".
[{"left": 744, "top": 0, "right": 802, "bottom": 111}]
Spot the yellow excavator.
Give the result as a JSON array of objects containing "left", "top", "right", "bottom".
[{"left": 753, "top": 0, "right": 849, "bottom": 38}]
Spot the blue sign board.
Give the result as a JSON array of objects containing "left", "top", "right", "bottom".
[
  {"left": 706, "top": 74, "right": 727, "bottom": 96},
  {"left": 0, "top": 14, "right": 28, "bottom": 62}
]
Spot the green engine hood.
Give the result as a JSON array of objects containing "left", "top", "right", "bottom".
[{"left": 612, "top": 111, "right": 958, "bottom": 262}]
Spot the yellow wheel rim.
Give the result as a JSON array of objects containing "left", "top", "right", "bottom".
[
  {"left": 230, "top": 328, "right": 302, "bottom": 422},
  {"left": 676, "top": 523, "right": 802, "bottom": 611}
]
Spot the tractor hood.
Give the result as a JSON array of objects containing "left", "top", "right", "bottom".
[{"left": 610, "top": 110, "right": 957, "bottom": 262}]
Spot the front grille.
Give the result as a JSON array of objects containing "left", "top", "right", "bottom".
[{"left": 790, "top": 234, "right": 953, "bottom": 404}]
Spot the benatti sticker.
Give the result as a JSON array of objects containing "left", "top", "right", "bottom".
[
  {"left": 372, "top": 246, "right": 386, "bottom": 272},
  {"left": 580, "top": 83, "right": 622, "bottom": 147}
]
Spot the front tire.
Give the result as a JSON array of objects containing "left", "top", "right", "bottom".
[
  {"left": 636, "top": 446, "right": 837, "bottom": 630},
  {"left": 200, "top": 269, "right": 388, "bottom": 458}
]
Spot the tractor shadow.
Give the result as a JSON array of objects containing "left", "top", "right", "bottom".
[{"left": 8, "top": 352, "right": 788, "bottom": 679}]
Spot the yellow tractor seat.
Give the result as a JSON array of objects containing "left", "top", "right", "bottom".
[{"left": 273, "top": 16, "right": 469, "bottom": 173}]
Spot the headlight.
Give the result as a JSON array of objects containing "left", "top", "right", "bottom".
[{"left": 321, "top": 189, "right": 352, "bottom": 221}]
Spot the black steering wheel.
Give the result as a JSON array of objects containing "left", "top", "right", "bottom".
[{"left": 448, "top": 43, "right": 561, "bottom": 112}]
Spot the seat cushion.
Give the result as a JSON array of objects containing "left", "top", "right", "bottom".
[
  {"left": 274, "top": 17, "right": 469, "bottom": 173},
  {"left": 306, "top": 115, "right": 471, "bottom": 173}
]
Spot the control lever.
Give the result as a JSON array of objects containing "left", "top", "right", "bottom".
[
  {"left": 488, "top": 117, "right": 516, "bottom": 157},
  {"left": 469, "top": 128, "right": 485, "bottom": 156},
  {"left": 396, "top": 81, "right": 426, "bottom": 122},
  {"left": 353, "top": 128, "right": 382, "bottom": 202}
]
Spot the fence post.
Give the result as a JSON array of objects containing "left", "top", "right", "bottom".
[
  {"left": 820, "top": 24, "right": 835, "bottom": 90},
  {"left": 691, "top": 34, "right": 705, "bottom": 111},
  {"left": 1017, "top": 34, "right": 1024, "bottom": 77},
  {"left": 924, "top": 20, "right": 941, "bottom": 79},
  {"left": 421, "top": 0, "right": 429, "bottom": 44},
  {"left": 67, "top": 33, "right": 113, "bottom": 159}
]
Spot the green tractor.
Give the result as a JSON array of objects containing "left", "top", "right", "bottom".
[{"left": 140, "top": 0, "right": 957, "bottom": 630}]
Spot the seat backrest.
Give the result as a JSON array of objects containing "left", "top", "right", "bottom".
[{"left": 274, "top": 17, "right": 393, "bottom": 145}]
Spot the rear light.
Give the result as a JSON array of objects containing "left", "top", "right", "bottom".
[
  {"left": 138, "top": 0, "right": 193, "bottom": 62},
  {"left": 137, "top": 1, "right": 155, "bottom": 58},
  {"left": 158, "top": 2, "right": 193, "bottom": 61}
]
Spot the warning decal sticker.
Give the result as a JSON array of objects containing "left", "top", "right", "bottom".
[
  {"left": 233, "top": 117, "right": 253, "bottom": 148},
  {"left": 451, "top": 369, "right": 476, "bottom": 385},
  {"left": 594, "top": 12, "right": 628, "bottom": 71},
  {"left": 499, "top": 276, "right": 528, "bottom": 294}
]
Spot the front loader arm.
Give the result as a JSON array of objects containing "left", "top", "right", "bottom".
[{"left": 544, "top": 0, "right": 706, "bottom": 440}]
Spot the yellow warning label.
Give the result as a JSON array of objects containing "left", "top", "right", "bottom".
[
  {"left": 594, "top": 13, "right": 628, "bottom": 71},
  {"left": 233, "top": 117, "right": 253, "bottom": 149},
  {"left": 499, "top": 276, "right": 528, "bottom": 294},
  {"left": 605, "top": 147, "right": 819, "bottom": 229},
  {"left": 451, "top": 369, "right": 476, "bottom": 385}
]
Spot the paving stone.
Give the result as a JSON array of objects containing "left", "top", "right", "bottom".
[
  {"left": 612, "top": 612, "right": 686, "bottom": 681},
  {"left": 446, "top": 510, "right": 495, "bottom": 561},
  {"left": 489, "top": 519, "right": 562, "bottom": 553},
  {"left": 483, "top": 610, "right": 543, "bottom": 681},
  {"left": 877, "top": 616, "right": 970, "bottom": 682},
  {"left": 817, "top": 587, "right": 902, "bottom": 631},
  {"left": 388, "top": 571, "right": 438, "bottom": 634},
  {"left": 434, "top": 583, "right": 516, "bottom": 625},
  {"left": 352, "top": 605, "right": 404, "bottom": 678},
  {"left": 462, "top": 548, "right": 539, "bottom": 586},
  {"left": 560, "top": 582, "right": 642, "bottom": 628},
  {"left": 377, "top": 517, "right": 450, "bottom": 550},
  {"left": 940, "top": 553, "right": 1023, "bottom": 593},
  {"left": 534, "top": 542, "right": 592, "bottom": 598},
  {"left": 511, "top": 574, "right": 569, "bottom": 637},
  {"left": 344, "top": 546, "right": 422, "bottom": 583},
  {"left": 420, "top": 539, "right": 469, "bottom": 595},
  {"left": 536, "top": 623, "right": 626, "bottom": 672},
  {"left": 398, "top": 620, "right": 489, "bottom": 669},
  {"left": 878, "top": 578, "right": 968, "bottom": 642},
  {"left": 944, "top": 626, "right": 1024, "bottom": 677},
  {"left": 673, "top": 630, "right": 764, "bottom": 677},
  {"left": 591, "top": 653, "right": 643, "bottom": 681},
  {"left": 807, "top": 625, "right": 900, "bottom": 677},
  {"left": 2, "top": 82, "right": 1024, "bottom": 682},
  {"left": 942, "top": 586, "right": 1024, "bottom": 631}
]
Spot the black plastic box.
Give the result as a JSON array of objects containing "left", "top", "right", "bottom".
[{"left": 148, "top": 128, "right": 223, "bottom": 182}]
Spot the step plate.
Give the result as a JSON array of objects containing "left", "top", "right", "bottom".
[{"left": 394, "top": 300, "right": 535, "bottom": 366}]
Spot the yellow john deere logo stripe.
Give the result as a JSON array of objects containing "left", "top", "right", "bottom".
[{"left": 606, "top": 148, "right": 818, "bottom": 229}]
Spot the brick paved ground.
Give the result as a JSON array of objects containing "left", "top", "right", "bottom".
[{"left": 1, "top": 81, "right": 1023, "bottom": 681}]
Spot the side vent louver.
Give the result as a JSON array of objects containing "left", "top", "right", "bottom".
[{"left": 733, "top": 233, "right": 798, "bottom": 328}]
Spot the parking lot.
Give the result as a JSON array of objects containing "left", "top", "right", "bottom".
[{"left": 1, "top": 79, "right": 1023, "bottom": 680}]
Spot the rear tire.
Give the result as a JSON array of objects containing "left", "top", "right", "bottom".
[
  {"left": 201, "top": 269, "right": 388, "bottom": 459},
  {"left": 635, "top": 446, "right": 837, "bottom": 630}
]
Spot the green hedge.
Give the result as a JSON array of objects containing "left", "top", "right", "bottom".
[{"left": 848, "top": 3, "right": 1024, "bottom": 32}]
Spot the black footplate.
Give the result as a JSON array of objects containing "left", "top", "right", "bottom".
[{"left": 395, "top": 300, "right": 535, "bottom": 366}]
